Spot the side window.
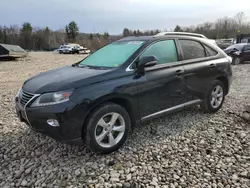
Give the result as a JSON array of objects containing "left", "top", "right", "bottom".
[
  {"left": 179, "top": 40, "right": 206, "bottom": 60},
  {"left": 244, "top": 45, "right": 250, "bottom": 51},
  {"left": 140, "top": 40, "right": 178, "bottom": 64},
  {"left": 204, "top": 45, "right": 218, "bottom": 56}
]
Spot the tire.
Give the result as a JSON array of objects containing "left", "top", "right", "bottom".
[
  {"left": 84, "top": 103, "right": 131, "bottom": 154},
  {"left": 200, "top": 80, "right": 225, "bottom": 113},
  {"left": 232, "top": 57, "right": 241, "bottom": 65}
]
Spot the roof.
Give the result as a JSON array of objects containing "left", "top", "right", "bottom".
[
  {"left": 117, "top": 35, "right": 219, "bottom": 49},
  {"left": 118, "top": 34, "right": 211, "bottom": 42},
  {"left": 154, "top": 32, "right": 207, "bottom": 38},
  {"left": 0, "top": 44, "right": 27, "bottom": 52}
]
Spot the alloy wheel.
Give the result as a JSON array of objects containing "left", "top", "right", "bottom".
[
  {"left": 210, "top": 85, "right": 224, "bottom": 109},
  {"left": 94, "top": 112, "right": 125, "bottom": 148},
  {"left": 234, "top": 57, "right": 241, "bottom": 65}
]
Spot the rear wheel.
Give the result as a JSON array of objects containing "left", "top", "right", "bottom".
[
  {"left": 200, "top": 80, "right": 225, "bottom": 113},
  {"left": 84, "top": 103, "right": 131, "bottom": 154},
  {"left": 232, "top": 57, "right": 241, "bottom": 65}
]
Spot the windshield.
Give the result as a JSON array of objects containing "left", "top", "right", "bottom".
[
  {"left": 227, "top": 44, "right": 245, "bottom": 50},
  {"left": 80, "top": 41, "right": 145, "bottom": 68}
]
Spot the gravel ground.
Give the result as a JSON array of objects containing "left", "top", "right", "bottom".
[{"left": 0, "top": 52, "right": 250, "bottom": 188}]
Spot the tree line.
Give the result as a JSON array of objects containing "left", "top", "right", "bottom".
[
  {"left": 0, "top": 21, "right": 111, "bottom": 52},
  {"left": 0, "top": 12, "right": 249, "bottom": 51},
  {"left": 122, "top": 12, "right": 250, "bottom": 39}
]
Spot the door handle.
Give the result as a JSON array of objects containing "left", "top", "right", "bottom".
[
  {"left": 209, "top": 64, "right": 216, "bottom": 69},
  {"left": 175, "top": 69, "right": 184, "bottom": 76}
]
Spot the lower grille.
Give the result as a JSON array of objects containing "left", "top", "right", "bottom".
[{"left": 20, "top": 90, "right": 35, "bottom": 106}]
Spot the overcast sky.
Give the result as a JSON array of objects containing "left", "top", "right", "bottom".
[{"left": 1, "top": 0, "right": 249, "bottom": 34}]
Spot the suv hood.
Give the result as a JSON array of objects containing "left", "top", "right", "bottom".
[{"left": 22, "top": 65, "right": 111, "bottom": 94}]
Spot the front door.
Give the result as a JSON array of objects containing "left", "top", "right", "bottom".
[{"left": 135, "top": 39, "right": 186, "bottom": 119}]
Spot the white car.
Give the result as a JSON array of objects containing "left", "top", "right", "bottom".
[
  {"left": 58, "top": 44, "right": 90, "bottom": 54},
  {"left": 58, "top": 45, "right": 73, "bottom": 54}
]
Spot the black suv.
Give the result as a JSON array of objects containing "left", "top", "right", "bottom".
[
  {"left": 15, "top": 35, "right": 233, "bottom": 154},
  {"left": 223, "top": 43, "right": 250, "bottom": 65}
]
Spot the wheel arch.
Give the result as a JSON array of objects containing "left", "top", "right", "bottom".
[
  {"left": 216, "top": 76, "right": 229, "bottom": 95},
  {"left": 82, "top": 95, "right": 138, "bottom": 138}
]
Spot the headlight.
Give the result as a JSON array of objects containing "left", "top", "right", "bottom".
[
  {"left": 16, "top": 88, "right": 22, "bottom": 98},
  {"left": 234, "top": 51, "right": 241, "bottom": 55},
  {"left": 31, "top": 91, "right": 72, "bottom": 107}
]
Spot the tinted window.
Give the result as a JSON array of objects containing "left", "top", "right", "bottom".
[
  {"left": 204, "top": 45, "right": 218, "bottom": 56},
  {"left": 140, "top": 40, "right": 178, "bottom": 64},
  {"left": 179, "top": 40, "right": 206, "bottom": 60},
  {"left": 244, "top": 45, "right": 250, "bottom": 51}
]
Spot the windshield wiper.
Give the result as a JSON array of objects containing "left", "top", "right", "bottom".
[
  {"left": 74, "top": 64, "right": 113, "bottom": 70},
  {"left": 72, "top": 63, "right": 90, "bottom": 68},
  {"left": 72, "top": 63, "right": 80, "bottom": 67}
]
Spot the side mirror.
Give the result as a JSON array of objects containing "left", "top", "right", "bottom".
[{"left": 137, "top": 56, "right": 157, "bottom": 75}]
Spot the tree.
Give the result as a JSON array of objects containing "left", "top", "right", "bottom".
[
  {"left": 133, "top": 30, "right": 137, "bottom": 36},
  {"left": 0, "top": 27, "right": 3, "bottom": 43},
  {"left": 174, "top": 25, "right": 182, "bottom": 32},
  {"left": 3, "top": 26, "right": 8, "bottom": 43},
  {"left": 123, "top": 28, "right": 130, "bottom": 37},
  {"left": 89, "top": 33, "right": 93, "bottom": 40},
  {"left": 154, "top": 29, "right": 161, "bottom": 34},
  {"left": 103, "top": 32, "right": 109, "bottom": 40},
  {"left": 20, "top": 22, "right": 33, "bottom": 49},
  {"left": 235, "top": 12, "right": 246, "bottom": 28},
  {"left": 65, "top": 21, "right": 79, "bottom": 42},
  {"left": 44, "top": 27, "right": 51, "bottom": 50},
  {"left": 137, "top": 29, "right": 142, "bottom": 36}
]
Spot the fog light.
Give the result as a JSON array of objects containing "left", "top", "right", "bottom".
[{"left": 47, "top": 119, "right": 59, "bottom": 127}]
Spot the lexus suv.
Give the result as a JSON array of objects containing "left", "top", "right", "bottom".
[{"left": 15, "top": 34, "right": 233, "bottom": 154}]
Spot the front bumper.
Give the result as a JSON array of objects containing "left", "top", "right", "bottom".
[{"left": 15, "top": 99, "right": 86, "bottom": 145}]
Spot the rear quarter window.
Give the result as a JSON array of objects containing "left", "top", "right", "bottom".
[
  {"left": 204, "top": 45, "right": 218, "bottom": 56},
  {"left": 179, "top": 40, "right": 206, "bottom": 60}
]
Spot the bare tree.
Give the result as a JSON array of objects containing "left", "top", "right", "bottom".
[{"left": 235, "top": 12, "right": 246, "bottom": 28}]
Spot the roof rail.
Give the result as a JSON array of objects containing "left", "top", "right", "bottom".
[{"left": 154, "top": 32, "right": 207, "bottom": 39}]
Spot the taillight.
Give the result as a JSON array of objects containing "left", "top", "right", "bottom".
[{"left": 226, "top": 56, "right": 232, "bottom": 64}]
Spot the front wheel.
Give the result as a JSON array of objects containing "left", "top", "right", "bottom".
[
  {"left": 84, "top": 103, "right": 131, "bottom": 154},
  {"left": 200, "top": 80, "right": 225, "bottom": 113},
  {"left": 232, "top": 57, "right": 241, "bottom": 65}
]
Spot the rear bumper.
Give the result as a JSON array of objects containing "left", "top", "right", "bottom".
[{"left": 15, "top": 100, "right": 87, "bottom": 145}]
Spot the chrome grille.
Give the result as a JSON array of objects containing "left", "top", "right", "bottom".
[{"left": 20, "top": 90, "right": 35, "bottom": 106}]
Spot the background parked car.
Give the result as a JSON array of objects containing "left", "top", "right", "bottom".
[
  {"left": 58, "top": 43, "right": 90, "bottom": 54},
  {"left": 58, "top": 45, "right": 74, "bottom": 54},
  {"left": 216, "top": 38, "right": 236, "bottom": 49},
  {"left": 223, "top": 43, "right": 250, "bottom": 65}
]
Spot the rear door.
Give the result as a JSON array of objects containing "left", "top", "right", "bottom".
[
  {"left": 178, "top": 39, "right": 220, "bottom": 102},
  {"left": 242, "top": 45, "right": 250, "bottom": 61},
  {"left": 135, "top": 39, "right": 186, "bottom": 119}
]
